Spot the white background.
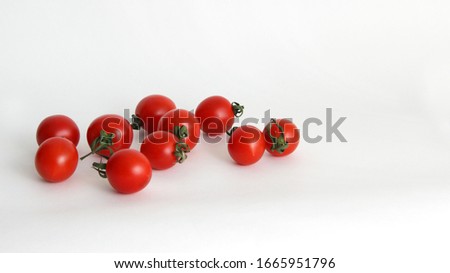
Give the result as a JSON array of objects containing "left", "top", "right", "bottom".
[{"left": 1, "top": 0, "right": 450, "bottom": 272}]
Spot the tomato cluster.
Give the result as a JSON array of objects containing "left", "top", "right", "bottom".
[{"left": 35, "top": 95, "right": 299, "bottom": 194}]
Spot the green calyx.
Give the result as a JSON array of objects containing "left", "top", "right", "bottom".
[
  {"left": 80, "top": 130, "right": 115, "bottom": 160},
  {"left": 268, "top": 118, "right": 289, "bottom": 154},
  {"left": 174, "top": 142, "right": 190, "bottom": 164},
  {"left": 171, "top": 125, "right": 190, "bottom": 164},
  {"left": 231, "top": 102, "right": 244, "bottom": 118},
  {"left": 131, "top": 114, "right": 144, "bottom": 130},
  {"left": 173, "top": 125, "right": 188, "bottom": 140}
]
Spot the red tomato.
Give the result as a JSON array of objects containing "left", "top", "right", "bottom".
[
  {"left": 140, "top": 131, "right": 190, "bottom": 170},
  {"left": 36, "top": 115, "right": 80, "bottom": 146},
  {"left": 227, "top": 125, "right": 265, "bottom": 165},
  {"left": 103, "top": 149, "right": 152, "bottom": 194},
  {"left": 35, "top": 137, "right": 79, "bottom": 182},
  {"left": 264, "top": 119, "right": 300, "bottom": 156},
  {"left": 86, "top": 114, "right": 133, "bottom": 158},
  {"left": 134, "top": 95, "right": 176, "bottom": 133},
  {"left": 158, "top": 109, "right": 200, "bottom": 150},
  {"left": 195, "top": 96, "right": 244, "bottom": 136}
]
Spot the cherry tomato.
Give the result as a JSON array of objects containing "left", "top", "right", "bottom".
[
  {"left": 158, "top": 109, "right": 200, "bottom": 150},
  {"left": 195, "top": 96, "right": 244, "bottom": 136},
  {"left": 104, "top": 149, "right": 152, "bottom": 194},
  {"left": 35, "top": 137, "right": 79, "bottom": 182},
  {"left": 36, "top": 115, "right": 80, "bottom": 146},
  {"left": 134, "top": 95, "right": 176, "bottom": 133},
  {"left": 86, "top": 114, "right": 133, "bottom": 157},
  {"left": 227, "top": 125, "right": 265, "bottom": 165},
  {"left": 264, "top": 119, "right": 300, "bottom": 157},
  {"left": 140, "top": 131, "right": 190, "bottom": 170}
]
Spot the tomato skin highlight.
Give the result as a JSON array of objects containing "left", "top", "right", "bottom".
[
  {"left": 35, "top": 137, "right": 79, "bottom": 182},
  {"left": 227, "top": 125, "right": 265, "bottom": 165},
  {"left": 36, "top": 115, "right": 80, "bottom": 146},
  {"left": 264, "top": 119, "right": 300, "bottom": 157},
  {"left": 195, "top": 96, "right": 235, "bottom": 135},
  {"left": 140, "top": 131, "right": 181, "bottom": 170},
  {"left": 105, "top": 149, "right": 152, "bottom": 194},
  {"left": 135, "top": 95, "right": 176, "bottom": 133},
  {"left": 86, "top": 114, "right": 133, "bottom": 157},
  {"left": 158, "top": 109, "right": 200, "bottom": 150}
]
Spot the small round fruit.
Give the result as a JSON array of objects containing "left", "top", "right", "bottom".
[
  {"left": 195, "top": 96, "right": 244, "bottom": 136},
  {"left": 158, "top": 109, "right": 200, "bottom": 150},
  {"left": 135, "top": 95, "right": 176, "bottom": 133},
  {"left": 227, "top": 125, "right": 265, "bottom": 165},
  {"left": 36, "top": 115, "right": 80, "bottom": 146},
  {"left": 35, "top": 137, "right": 79, "bottom": 182},
  {"left": 264, "top": 119, "right": 300, "bottom": 157},
  {"left": 140, "top": 130, "right": 190, "bottom": 170},
  {"left": 86, "top": 114, "right": 133, "bottom": 157},
  {"left": 105, "top": 149, "right": 152, "bottom": 194}
]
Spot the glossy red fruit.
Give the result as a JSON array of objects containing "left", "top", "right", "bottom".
[
  {"left": 86, "top": 114, "right": 133, "bottom": 157},
  {"left": 227, "top": 125, "right": 265, "bottom": 165},
  {"left": 105, "top": 149, "right": 152, "bottom": 194},
  {"left": 264, "top": 119, "right": 300, "bottom": 157},
  {"left": 140, "top": 131, "right": 190, "bottom": 170},
  {"left": 134, "top": 95, "right": 176, "bottom": 133},
  {"left": 158, "top": 109, "right": 200, "bottom": 150},
  {"left": 35, "top": 137, "right": 79, "bottom": 182},
  {"left": 195, "top": 96, "right": 244, "bottom": 136},
  {"left": 36, "top": 115, "right": 80, "bottom": 146}
]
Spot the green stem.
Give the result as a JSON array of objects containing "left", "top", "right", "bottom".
[
  {"left": 231, "top": 102, "right": 244, "bottom": 117},
  {"left": 131, "top": 114, "right": 144, "bottom": 130},
  {"left": 92, "top": 162, "right": 107, "bottom": 178},
  {"left": 80, "top": 151, "right": 95, "bottom": 161},
  {"left": 226, "top": 127, "right": 238, "bottom": 136},
  {"left": 80, "top": 130, "right": 115, "bottom": 160}
]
